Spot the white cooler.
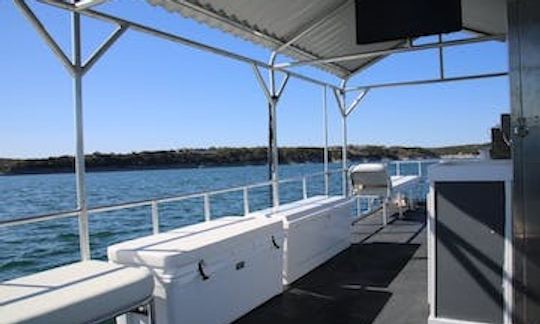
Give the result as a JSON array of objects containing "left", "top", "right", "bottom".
[
  {"left": 108, "top": 215, "right": 284, "bottom": 324},
  {"left": 257, "top": 195, "right": 354, "bottom": 285}
]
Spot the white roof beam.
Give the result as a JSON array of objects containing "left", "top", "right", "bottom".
[
  {"left": 345, "top": 71, "right": 508, "bottom": 92},
  {"left": 74, "top": 0, "right": 107, "bottom": 10},
  {"left": 275, "top": 34, "right": 506, "bottom": 68}
]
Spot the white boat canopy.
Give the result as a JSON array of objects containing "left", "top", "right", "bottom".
[{"left": 146, "top": 0, "right": 508, "bottom": 78}]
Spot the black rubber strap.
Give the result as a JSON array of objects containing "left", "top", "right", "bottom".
[
  {"left": 198, "top": 260, "right": 210, "bottom": 280},
  {"left": 271, "top": 235, "right": 280, "bottom": 249}
]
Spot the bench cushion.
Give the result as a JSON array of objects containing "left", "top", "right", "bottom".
[{"left": 0, "top": 260, "right": 154, "bottom": 324}]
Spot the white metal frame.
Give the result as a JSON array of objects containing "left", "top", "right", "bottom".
[
  {"left": 427, "top": 161, "right": 513, "bottom": 324},
  {"left": 37, "top": 0, "right": 341, "bottom": 89},
  {"left": 9, "top": 0, "right": 509, "bottom": 262}
]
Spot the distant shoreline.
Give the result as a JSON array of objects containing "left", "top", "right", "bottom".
[
  {"left": 0, "top": 144, "right": 487, "bottom": 176},
  {"left": 0, "top": 162, "right": 270, "bottom": 176}
]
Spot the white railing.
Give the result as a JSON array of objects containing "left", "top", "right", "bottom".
[
  {"left": 0, "top": 168, "right": 345, "bottom": 232},
  {"left": 0, "top": 159, "right": 441, "bottom": 229},
  {"left": 0, "top": 159, "right": 439, "bottom": 260},
  {"left": 391, "top": 159, "right": 440, "bottom": 177}
]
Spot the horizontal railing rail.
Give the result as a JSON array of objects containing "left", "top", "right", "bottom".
[
  {"left": 390, "top": 158, "right": 441, "bottom": 177},
  {"left": 0, "top": 168, "right": 345, "bottom": 229},
  {"left": 0, "top": 159, "right": 439, "bottom": 248}
]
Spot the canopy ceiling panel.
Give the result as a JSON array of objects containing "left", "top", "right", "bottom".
[{"left": 147, "top": 0, "right": 507, "bottom": 79}]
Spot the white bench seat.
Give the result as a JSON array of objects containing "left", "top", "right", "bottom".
[{"left": 0, "top": 260, "right": 154, "bottom": 324}]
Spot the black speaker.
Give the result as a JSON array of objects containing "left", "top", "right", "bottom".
[{"left": 356, "top": 0, "right": 462, "bottom": 44}]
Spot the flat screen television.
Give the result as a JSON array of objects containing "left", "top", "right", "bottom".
[{"left": 356, "top": 0, "right": 462, "bottom": 44}]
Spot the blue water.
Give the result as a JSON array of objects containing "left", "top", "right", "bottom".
[{"left": 0, "top": 161, "right": 433, "bottom": 281}]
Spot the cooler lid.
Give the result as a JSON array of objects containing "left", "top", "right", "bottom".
[
  {"left": 108, "top": 215, "right": 282, "bottom": 270},
  {"left": 255, "top": 195, "right": 349, "bottom": 222}
]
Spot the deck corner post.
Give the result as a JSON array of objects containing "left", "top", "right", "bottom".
[
  {"left": 341, "top": 109, "right": 348, "bottom": 197},
  {"left": 322, "top": 85, "right": 330, "bottom": 196},
  {"left": 334, "top": 81, "right": 350, "bottom": 197},
  {"left": 254, "top": 55, "right": 290, "bottom": 208},
  {"left": 71, "top": 2, "right": 91, "bottom": 261},
  {"left": 16, "top": 0, "right": 128, "bottom": 261},
  {"left": 333, "top": 84, "right": 370, "bottom": 197}
]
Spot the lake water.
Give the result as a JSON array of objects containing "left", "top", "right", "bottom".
[{"left": 0, "top": 161, "right": 433, "bottom": 281}]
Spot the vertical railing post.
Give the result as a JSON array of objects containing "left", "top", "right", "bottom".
[
  {"left": 418, "top": 160, "right": 423, "bottom": 177},
  {"left": 323, "top": 85, "right": 330, "bottom": 196},
  {"left": 151, "top": 201, "right": 159, "bottom": 234},
  {"left": 302, "top": 177, "right": 308, "bottom": 200},
  {"left": 243, "top": 187, "right": 250, "bottom": 216},
  {"left": 203, "top": 194, "right": 211, "bottom": 221},
  {"left": 396, "top": 161, "right": 401, "bottom": 176},
  {"left": 72, "top": 4, "right": 90, "bottom": 261}
]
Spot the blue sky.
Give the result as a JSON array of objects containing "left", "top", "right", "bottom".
[{"left": 1, "top": 1, "right": 509, "bottom": 158}]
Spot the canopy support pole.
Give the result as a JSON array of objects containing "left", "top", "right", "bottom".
[
  {"left": 333, "top": 84, "right": 369, "bottom": 197},
  {"left": 323, "top": 85, "right": 329, "bottom": 196},
  {"left": 252, "top": 64, "right": 289, "bottom": 207},
  {"left": 15, "top": 0, "right": 126, "bottom": 260},
  {"left": 71, "top": 6, "right": 91, "bottom": 260},
  {"left": 341, "top": 103, "right": 348, "bottom": 196}
]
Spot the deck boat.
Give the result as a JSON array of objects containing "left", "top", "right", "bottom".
[{"left": 1, "top": 0, "right": 539, "bottom": 323}]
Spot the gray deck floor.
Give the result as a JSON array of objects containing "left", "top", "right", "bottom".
[{"left": 236, "top": 208, "right": 428, "bottom": 324}]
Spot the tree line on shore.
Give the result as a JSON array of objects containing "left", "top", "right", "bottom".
[{"left": 0, "top": 144, "right": 488, "bottom": 175}]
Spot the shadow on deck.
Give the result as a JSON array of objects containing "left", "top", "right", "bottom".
[{"left": 236, "top": 208, "right": 428, "bottom": 324}]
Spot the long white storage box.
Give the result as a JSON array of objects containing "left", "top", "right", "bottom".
[
  {"left": 108, "top": 215, "right": 284, "bottom": 324},
  {"left": 256, "top": 195, "right": 354, "bottom": 285}
]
